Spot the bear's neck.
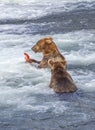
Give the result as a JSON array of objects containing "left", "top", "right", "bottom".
[
  {"left": 52, "top": 67, "right": 65, "bottom": 74},
  {"left": 43, "top": 51, "right": 59, "bottom": 61},
  {"left": 43, "top": 49, "right": 59, "bottom": 56}
]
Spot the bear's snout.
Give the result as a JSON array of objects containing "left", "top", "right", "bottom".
[
  {"left": 32, "top": 45, "right": 36, "bottom": 51},
  {"left": 31, "top": 45, "right": 39, "bottom": 53},
  {"left": 31, "top": 46, "right": 35, "bottom": 51}
]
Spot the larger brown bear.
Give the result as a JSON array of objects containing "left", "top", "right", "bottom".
[
  {"left": 48, "top": 59, "right": 77, "bottom": 93},
  {"left": 27, "top": 37, "right": 67, "bottom": 69}
]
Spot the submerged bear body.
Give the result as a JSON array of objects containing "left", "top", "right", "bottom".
[{"left": 48, "top": 60, "right": 77, "bottom": 93}]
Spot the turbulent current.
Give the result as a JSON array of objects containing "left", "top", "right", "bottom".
[{"left": 0, "top": 0, "right": 95, "bottom": 130}]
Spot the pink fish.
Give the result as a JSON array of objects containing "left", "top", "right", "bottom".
[{"left": 24, "top": 52, "right": 30, "bottom": 62}]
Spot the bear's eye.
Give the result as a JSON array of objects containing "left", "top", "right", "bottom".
[{"left": 37, "top": 44, "right": 42, "bottom": 49}]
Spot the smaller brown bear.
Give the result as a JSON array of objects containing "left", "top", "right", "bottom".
[{"left": 48, "top": 59, "right": 77, "bottom": 93}]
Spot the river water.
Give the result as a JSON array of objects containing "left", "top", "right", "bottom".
[{"left": 0, "top": 0, "right": 95, "bottom": 130}]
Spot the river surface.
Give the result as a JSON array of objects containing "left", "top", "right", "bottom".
[{"left": 0, "top": 0, "right": 95, "bottom": 130}]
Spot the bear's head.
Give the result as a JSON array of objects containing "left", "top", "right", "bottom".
[
  {"left": 48, "top": 59, "right": 66, "bottom": 70},
  {"left": 31, "top": 37, "right": 58, "bottom": 54}
]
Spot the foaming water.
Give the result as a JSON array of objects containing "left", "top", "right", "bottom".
[
  {"left": 0, "top": 0, "right": 95, "bottom": 129},
  {"left": 0, "top": 31, "right": 95, "bottom": 106}
]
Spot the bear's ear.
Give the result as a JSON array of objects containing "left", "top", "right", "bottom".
[
  {"left": 45, "top": 37, "right": 53, "bottom": 44},
  {"left": 48, "top": 59, "right": 54, "bottom": 67},
  {"left": 49, "top": 37, "right": 53, "bottom": 41}
]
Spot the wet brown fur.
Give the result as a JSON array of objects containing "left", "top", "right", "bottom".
[
  {"left": 48, "top": 60, "right": 77, "bottom": 93},
  {"left": 30, "top": 37, "right": 66, "bottom": 68}
]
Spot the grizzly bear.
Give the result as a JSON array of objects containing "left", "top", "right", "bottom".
[
  {"left": 48, "top": 59, "right": 77, "bottom": 93},
  {"left": 28, "top": 37, "right": 67, "bottom": 69}
]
